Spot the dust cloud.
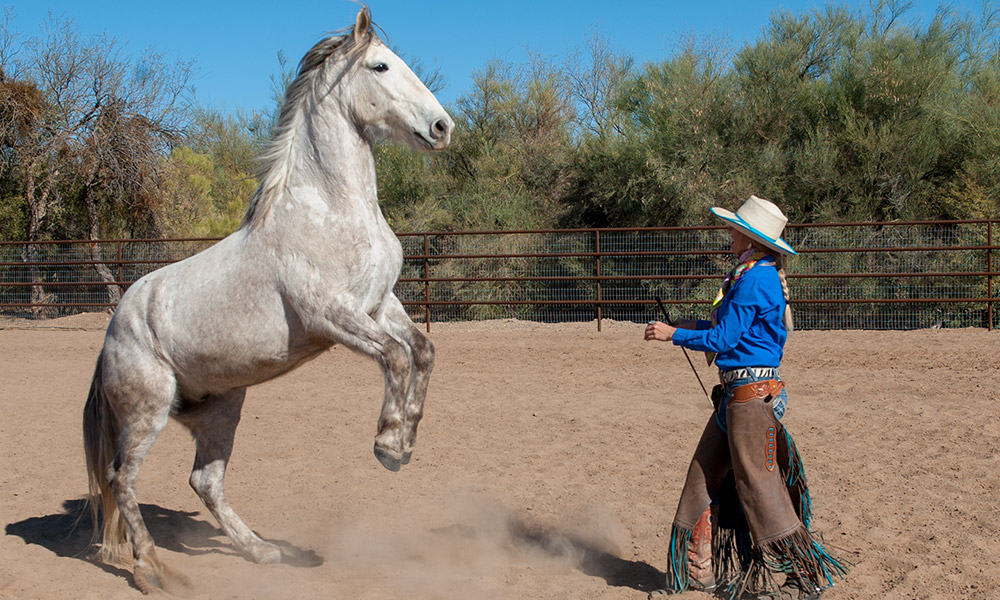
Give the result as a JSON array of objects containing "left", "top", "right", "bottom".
[{"left": 308, "top": 489, "right": 631, "bottom": 599}]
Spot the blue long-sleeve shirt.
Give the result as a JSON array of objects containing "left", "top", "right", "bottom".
[{"left": 671, "top": 258, "right": 787, "bottom": 370}]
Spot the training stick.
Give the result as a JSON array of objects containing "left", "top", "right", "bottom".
[{"left": 654, "top": 296, "right": 709, "bottom": 398}]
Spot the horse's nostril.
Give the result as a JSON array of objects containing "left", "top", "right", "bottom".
[{"left": 432, "top": 119, "right": 447, "bottom": 136}]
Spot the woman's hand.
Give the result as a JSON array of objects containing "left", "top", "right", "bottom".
[{"left": 644, "top": 320, "right": 676, "bottom": 342}]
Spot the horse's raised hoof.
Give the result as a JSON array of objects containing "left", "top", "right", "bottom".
[
  {"left": 374, "top": 444, "right": 403, "bottom": 472},
  {"left": 247, "top": 540, "right": 283, "bottom": 565},
  {"left": 133, "top": 559, "right": 193, "bottom": 596}
]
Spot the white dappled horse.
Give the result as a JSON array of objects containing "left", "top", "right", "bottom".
[{"left": 82, "top": 7, "right": 452, "bottom": 593}]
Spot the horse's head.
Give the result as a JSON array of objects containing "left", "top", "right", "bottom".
[
  {"left": 242, "top": 7, "right": 454, "bottom": 229},
  {"left": 330, "top": 7, "right": 452, "bottom": 151}
]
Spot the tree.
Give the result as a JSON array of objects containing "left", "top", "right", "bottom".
[
  {"left": 0, "top": 13, "right": 192, "bottom": 306},
  {"left": 566, "top": 32, "right": 634, "bottom": 140},
  {"left": 437, "top": 58, "right": 577, "bottom": 231},
  {"left": 159, "top": 108, "right": 265, "bottom": 237}
]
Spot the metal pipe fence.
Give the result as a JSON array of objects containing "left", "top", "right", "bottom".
[{"left": 1, "top": 220, "right": 997, "bottom": 330}]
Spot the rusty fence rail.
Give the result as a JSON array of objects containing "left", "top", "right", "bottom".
[{"left": 1, "top": 220, "right": 997, "bottom": 330}]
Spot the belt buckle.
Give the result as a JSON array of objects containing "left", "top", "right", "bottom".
[{"left": 722, "top": 369, "right": 743, "bottom": 383}]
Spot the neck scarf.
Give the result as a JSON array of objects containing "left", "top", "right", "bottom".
[{"left": 706, "top": 249, "right": 769, "bottom": 366}]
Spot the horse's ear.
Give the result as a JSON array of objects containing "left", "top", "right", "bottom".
[{"left": 353, "top": 6, "right": 372, "bottom": 42}]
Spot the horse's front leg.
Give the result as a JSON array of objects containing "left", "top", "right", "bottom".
[
  {"left": 304, "top": 303, "right": 411, "bottom": 471},
  {"left": 379, "top": 295, "right": 434, "bottom": 463}
]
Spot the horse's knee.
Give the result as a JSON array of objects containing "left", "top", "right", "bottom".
[
  {"left": 382, "top": 339, "right": 409, "bottom": 382},
  {"left": 410, "top": 333, "right": 434, "bottom": 371}
]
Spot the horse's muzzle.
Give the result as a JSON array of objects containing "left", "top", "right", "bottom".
[{"left": 421, "top": 114, "right": 452, "bottom": 150}]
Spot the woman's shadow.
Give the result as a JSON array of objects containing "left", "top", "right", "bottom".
[
  {"left": 5, "top": 498, "right": 323, "bottom": 580},
  {"left": 506, "top": 516, "right": 665, "bottom": 593}
]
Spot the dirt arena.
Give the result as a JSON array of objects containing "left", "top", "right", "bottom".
[{"left": 1, "top": 313, "right": 998, "bottom": 600}]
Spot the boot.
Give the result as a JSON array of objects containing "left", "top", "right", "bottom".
[{"left": 687, "top": 506, "right": 717, "bottom": 591}]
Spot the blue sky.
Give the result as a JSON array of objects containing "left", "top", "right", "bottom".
[{"left": 8, "top": 1, "right": 971, "bottom": 115}]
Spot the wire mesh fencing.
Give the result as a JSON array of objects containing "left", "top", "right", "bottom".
[{"left": 2, "top": 220, "right": 997, "bottom": 330}]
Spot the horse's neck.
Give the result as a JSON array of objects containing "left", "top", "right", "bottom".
[
  {"left": 241, "top": 103, "right": 390, "bottom": 262},
  {"left": 290, "top": 111, "right": 377, "bottom": 212}
]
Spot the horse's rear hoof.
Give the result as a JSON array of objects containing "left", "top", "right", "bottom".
[
  {"left": 374, "top": 445, "right": 403, "bottom": 472},
  {"left": 401, "top": 451, "right": 412, "bottom": 465},
  {"left": 134, "top": 559, "right": 193, "bottom": 596}
]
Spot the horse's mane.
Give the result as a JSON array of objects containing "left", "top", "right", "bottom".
[{"left": 241, "top": 19, "right": 380, "bottom": 229}]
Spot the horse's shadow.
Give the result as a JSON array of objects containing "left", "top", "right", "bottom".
[{"left": 4, "top": 498, "right": 323, "bottom": 579}]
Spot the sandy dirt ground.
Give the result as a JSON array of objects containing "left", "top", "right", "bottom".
[{"left": 1, "top": 312, "right": 998, "bottom": 600}]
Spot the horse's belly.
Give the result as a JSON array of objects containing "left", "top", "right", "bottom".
[
  {"left": 153, "top": 290, "right": 328, "bottom": 396},
  {"left": 174, "top": 336, "right": 327, "bottom": 397}
]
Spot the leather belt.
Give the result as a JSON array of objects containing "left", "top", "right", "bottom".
[
  {"left": 730, "top": 379, "right": 785, "bottom": 403},
  {"left": 720, "top": 367, "right": 779, "bottom": 384}
]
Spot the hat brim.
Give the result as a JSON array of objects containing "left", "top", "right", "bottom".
[{"left": 711, "top": 207, "right": 797, "bottom": 255}]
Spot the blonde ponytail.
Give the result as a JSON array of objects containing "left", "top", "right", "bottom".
[{"left": 775, "top": 253, "right": 794, "bottom": 332}]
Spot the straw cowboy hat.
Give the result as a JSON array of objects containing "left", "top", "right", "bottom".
[{"left": 710, "top": 195, "right": 796, "bottom": 255}]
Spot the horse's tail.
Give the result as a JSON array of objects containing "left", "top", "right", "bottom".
[{"left": 82, "top": 353, "right": 128, "bottom": 564}]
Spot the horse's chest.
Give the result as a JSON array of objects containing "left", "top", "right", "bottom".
[
  {"left": 280, "top": 192, "right": 402, "bottom": 312},
  {"left": 360, "top": 238, "right": 401, "bottom": 285},
  {"left": 350, "top": 225, "right": 402, "bottom": 307}
]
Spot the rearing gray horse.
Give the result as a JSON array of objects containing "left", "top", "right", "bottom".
[{"left": 82, "top": 7, "right": 452, "bottom": 594}]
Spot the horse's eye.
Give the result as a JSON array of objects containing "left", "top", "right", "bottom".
[{"left": 372, "top": 63, "right": 388, "bottom": 73}]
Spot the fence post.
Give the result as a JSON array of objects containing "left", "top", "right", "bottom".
[
  {"left": 117, "top": 240, "right": 124, "bottom": 305},
  {"left": 423, "top": 233, "right": 431, "bottom": 333},
  {"left": 26, "top": 241, "right": 41, "bottom": 315},
  {"left": 989, "top": 220, "right": 994, "bottom": 331},
  {"left": 595, "top": 230, "right": 602, "bottom": 331}
]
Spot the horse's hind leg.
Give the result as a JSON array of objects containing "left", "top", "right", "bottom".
[
  {"left": 104, "top": 366, "right": 192, "bottom": 595},
  {"left": 175, "top": 389, "right": 281, "bottom": 564}
]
